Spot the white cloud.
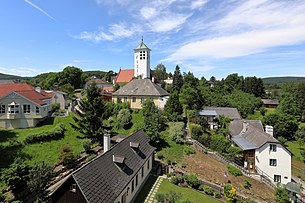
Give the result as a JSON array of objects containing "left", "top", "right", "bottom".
[
  {"left": 140, "top": 7, "right": 157, "bottom": 20},
  {"left": 24, "top": 0, "right": 55, "bottom": 21},
  {"left": 167, "top": 0, "right": 305, "bottom": 61},
  {"left": 0, "top": 67, "right": 39, "bottom": 76},
  {"left": 190, "top": 0, "right": 208, "bottom": 10},
  {"left": 78, "top": 23, "right": 141, "bottom": 42}
]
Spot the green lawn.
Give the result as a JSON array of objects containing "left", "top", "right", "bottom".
[
  {"left": 286, "top": 141, "right": 305, "bottom": 181},
  {"left": 286, "top": 141, "right": 304, "bottom": 161},
  {"left": 246, "top": 108, "right": 275, "bottom": 120},
  {"left": 157, "top": 179, "right": 221, "bottom": 203},
  {"left": 0, "top": 113, "right": 87, "bottom": 168}
]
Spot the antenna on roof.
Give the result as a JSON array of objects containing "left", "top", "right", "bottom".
[{"left": 141, "top": 36, "right": 143, "bottom": 43}]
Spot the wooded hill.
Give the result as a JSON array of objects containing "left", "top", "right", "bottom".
[
  {"left": 262, "top": 76, "right": 305, "bottom": 86},
  {"left": 0, "top": 73, "right": 32, "bottom": 80}
]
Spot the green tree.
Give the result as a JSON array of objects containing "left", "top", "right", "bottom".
[
  {"left": 164, "top": 91, "right": 183, "bottom": 121},
  {"left": 275, "top": 187, "right": 290, "bottom": 203},
  {"left": 210, "top": 135, "right": 231, "bottom": 153},
  {"left": 154, "top": 64, "right": 167, "bottom": 81},
  {"left": 117, "top": 108, "right": 132, "bottom": 129},
  {"left": 179, "top": 84, "right": 203, "bottom": 110},
  {"left": 278, "top": 93, "right": 302, "bottom": 118},
  {"left": 27, "top": 162, "right": 54, "bottom": 201},
  {"left": 1, "top": 157, "right": 30, "bottom": 191},
  {"left": 75, "top": 83, "right": 108, "bottom": 140},
  {"left": 183, "top": 72, "right": 199, "bottom": 87},
  {"left": 142, "top": 100, "right": 164, "bottom": 145},
  {"left": 58, "top": 66, "right": 83, "bottom": 89},
  {"left": 173, "top": 65, "right": 183, "bottom": 92}
]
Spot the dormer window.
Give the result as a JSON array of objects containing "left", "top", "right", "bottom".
[
  {"left": 130, "top": 142, "right": 140, "bottom": 152},
  {"left": 113, "top": 155, "right": 126, "bottom": 170}
]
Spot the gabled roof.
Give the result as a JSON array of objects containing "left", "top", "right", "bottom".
[
  {"left": 230, "top": 120, "right": 279, "bottom": 150},
  {"left": 115, "top": 69, "right": 134, "bottom": 84},
  {"left": 112, "top": 78, "right": 169, "bottom": 96},
  {"left": 0, "top": 83, "right": 53, "bottom": 106},
  {"left": 86, "top": 78, "right": 108, "bottom": 85},
  {"left": 72, "top": 130, "right": 155, "bottom": 203},
  {"left": 261, "top": 99, "right": 279, "bottom": 105},
  {"left": 203, "top": 107, "right": 241, "bottom": 120}
]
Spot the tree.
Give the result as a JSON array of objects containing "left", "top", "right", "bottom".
[
  {"left": 58, "top": 66, "right": 83, "bottom": 89},
  {"left": 173, "top": 65, "right": 183, "bottom": 92},
  {"left": 275, "top": 187, "right": 290, "bottom": 203},
  {"left": 142, "top": 100, "right": 164, "bottom": 145},
  {"left": 1, "top": 157, "right": 30, "bottom": 191},
  {"left": 183, "top": 72, "right": 199, "bottom": 87},
  {"left": 27, "top": 162, "right": 54, "bottom": 201},
  {"left": 117, "top": 108, "right": 132, "bottom": 129},
  {"left": 154, "top": 64, "right": 167, "bottom": 81},
  {"left": 278, "top": 93, "right": 302, "bottom": 119},
  {"left": 179, "top": 84, "right": 203, "bottom": 110},
  {"left": 75, "top": 82, "right": 108, "bottom": 141},
  {"left": 164, "top": 91, "right": 183, "bottom": 121}
]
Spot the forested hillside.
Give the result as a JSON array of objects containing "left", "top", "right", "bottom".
[
  {"left": 263, "top": 76, "right": 305, "bottom": 87},
  {"left": 0, "top": 73, "right": 32, "bottom": 80}
]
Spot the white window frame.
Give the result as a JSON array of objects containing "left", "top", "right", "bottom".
[
  {"left": 140, "top": 97, "right": 144, "bottom": 104},
  {"left": 8, "top": 104, "right": 19, "bottom": 114},
  {"left": 23, "top": 104, "right": 31, "bottom": 114},
  {"left": 270, "top": 144, "right": 277, "bottom": 152},
  {"left": 269, "top": 159, "right": 277, "bottom": 166},
  {"left": 274, "top": 175, "right": 281, "bottom": 183}
]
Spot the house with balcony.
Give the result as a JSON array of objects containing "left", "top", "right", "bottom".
[
  {"left": 0, "top": 83, "right": 53, "bottom": 129},
  {"left": 229, "top": 120, "right": 291, "bottom": 185},
  {"left": 49, "top": 130, "right": 155, "bottom": 203}
]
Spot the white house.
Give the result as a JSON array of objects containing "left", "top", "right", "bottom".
[{"left": 229, "top": 120, "right": 291, "bottom": 185}]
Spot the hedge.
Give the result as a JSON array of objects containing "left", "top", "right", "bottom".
[{"left": 24, "top": 124, "right": 66, "bottom": 144}]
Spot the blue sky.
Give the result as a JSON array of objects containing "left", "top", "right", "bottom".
[{"left": 1, "top": 0, "right": 305, "bottom": 79}]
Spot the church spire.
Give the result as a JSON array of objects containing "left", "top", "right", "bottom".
[{"left": 141, "top": 36, "right": 143, "bottom": 43}]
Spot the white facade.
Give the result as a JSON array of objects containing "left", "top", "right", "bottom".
[
  {"left": 114, "top": 154, "right": 153, "bottom": 203},
  {"left": 255, "top": 142, "right": 291, "bottom": 185},
  {"left": 134, "top": 41, "right": 150, "bottom": 79}
]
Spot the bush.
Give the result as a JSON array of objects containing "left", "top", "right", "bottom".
[
  {"left": 224, "top": 184, "right": 237, "bottom": 203},
  {"left": 183, "top": 146, "right": 196, "bottom": 155},
  {"left": 210, "top": 135, "right": 231, "bottom": 153},
  {"left": 60, "top": 144, "right": 77, "bottom": 165},
  {"left": 243, "top": 180, "right": 251, "bottom": 189},
  {"left": 51, "top": 103, "right": 60, "bottom": 112},
  {"left": 169, "top": 122, "right": 184, "bottom": 144},
  {"left": 275, "top": 187, "right": 290, "bottom": 203},
  {"left": 213, "top": 192, "right": 221, "bottom": 198},
  {"left": 83, "top": 140, "right": 91, "bottom": 152},
  {"left": 157, "top": 152, "right": 164, "bottom": 160},
  {"left": 170, "top": 174, "right": 184, "bottom": 185},
  {"left": 190, "top": 124, "right": 203, "bottom": 139},
  {"left": 24, "top": 124, "right": 66, "bottom": 144},
  {"left": 227, "top": 164, "right": 242, "bottom": 177},
  {"left": 202, "top": 186, "right": 214, "bottom": 195},
  {"left": 117, "top": 109, "right": 132, "bottom": 129},
  {"left": 155, "top": 192, "right": 165, "bottom": 203},
  {"left": 186, "top": 174, "right": 199, "bottom": 188}
]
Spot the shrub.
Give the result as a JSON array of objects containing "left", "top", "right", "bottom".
[
  {"left": 24, "top": 124, "right": 66, "bottom": 144},
  {"left": 83, "top": 140, "right": 91, "bottom": 152},
  {"left": 186, "top": 174, "right": 199, "bottom": 188},
  {"left": 227, "top": 164, "right": 242, "bottom": 177},
  {"left": 275, "top": 187, "right": 290, "bottom": 203},
  {"left": 170, "top": 176, "right": 179, "bottom": 185},
  {"left": 183, "top": 146, "right": 196, "bottom": 155},
  {"left": 224, "top": 184, "right": 237, "bottom": 203},
  {"left": 165, "top": 190, "right": 182, "bottom": 203},
  {"left": 210, "top": 135, "right": 231, "bottom": 153},
  {"left": 243, "top": 180, "right": 251, "bottom": 189},
  {"left": 190, "top": 124, "right": 203, "bottom": 139},
  {"left": 169, "top": 122, "right": 184, "bottom": 144},
  {"left": 117, "top": 109, "right": 132, "bottom": 129},
  {"left": 51, "top": 103, "right": 60, "bottom": 112},
  {"left": 157, "top": 152, "right": 164, "bottom": 160},
  {"left": 60, "top": 144, "right": 77, "bottom": 165},
  {"left": 155, "top": 192, "right": 165, "bottom": 203},
  {"left": 213, "top": 192, "right": 221, "bottom": 198},
  {"left": 202, "top": 186, "right": 214, "bottom": 195}
]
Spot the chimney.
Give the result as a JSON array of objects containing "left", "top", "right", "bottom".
[
  {"left": 242, "top": 121, "right": 248, "bottom": 133},
  {"left": 265, "top": 125, "right": 274, "bottom": 136},
  {"left": 35, "top": 87, "right": 41, "bottom": 93},
  {"left": 103, "top": 133, "right": 111, "bottom": 152}
]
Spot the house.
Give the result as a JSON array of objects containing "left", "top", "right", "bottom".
[
  {"left": 0, "top": 83, "right": 53, "bottom": 129},
  {"left": 114, "top": 69, "right": 135, "bottom": 85},
  {"left": 49, "top": 130, "right": 155, "bottom": 203},
  {"left": 112, "top": 78, "right": 169, "bottom": 109},
  {"left": 261, "top": 99, "right": 279, "bottom": 108},
  {"left": 45, "top": 90, "right": 68, "bottom": 110},
  {"left": 84, "top": 77, "right": 113, "bottom": 90},
  {"left": 198, "top": 107, "right": 241, "bottom": 129},
  {"left": 229, "top": 120, "right": 291, "bottom": 185}
]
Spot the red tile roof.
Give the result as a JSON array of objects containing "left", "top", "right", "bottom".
[
  {"left": 101, "top": 86, "right": 114, "bottom": 93},
  {"left": 115, "top": 69, "right": 134, "bottom": 84},
  {"left": 0, "top": 83, "right": 53, "bottom": 105}
]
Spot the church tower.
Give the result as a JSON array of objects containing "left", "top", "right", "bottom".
[{"left": 134, "top": 37, "right": 150, "bottom": 78}]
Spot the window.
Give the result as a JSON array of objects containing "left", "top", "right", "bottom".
[
  {"left": 124, "top": 97, "right": 128, "bottom": 103},
  {"left": 136, "top": 174, "right": 138, "bottom": 187},
  {"left": 132, "top": 97, "right": 136, "bottom": 103},
  {"left": 131, "top": 179, "right": 134, "bottom": 192},
  {"left": 140, "top": 97, "right": 144, "bottom": 104},
  {"left": 269, "top": 159, "right": 277, "bottom": 166},
  {"left": 147, "top": 159, "right": 150, "bottom": 170},
  {"left": 143, "top": 57, "right": 145, "bottom": 59},
  {"left": 270, "top": 144, "right": 277, "bottom": 152},
  {"left": 70, "top": 184, "right": 77, "bottom": 193},
  {"left": 117, "top": 97, "right": 121, "bottom": 103},
  {"left": 0, "top": 105, "right": 5, "bottom": 114},
  {"left": 150, "top": 97, "right": 153, "bottom": 101},
  {"left": 8, "top": 104, "right": 19, "bottom": 114},
  {"left": 141, "top": 167, "right": 144, "bottom": 178},
  {"left": 140, "top": 57, "right": 142, "bottom": 60},
  {"left": 23, "top": 104, "right": 31, "bottom": 114},
  {"left": 274, "top": 175, "right": 281, "bottom": 183},
  {"left": 36, "top": 107, "right": 40, "bottom": 114}
]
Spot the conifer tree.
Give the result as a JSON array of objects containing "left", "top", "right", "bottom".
[{"left": 173, "top": 65, "right": 183, "bottom": 92}]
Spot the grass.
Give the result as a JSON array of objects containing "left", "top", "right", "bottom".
[
  {"left": 286, "top": 141, "right": 305, "bottom": 181},
  {"left": 157, "top": 179, "right": 221, "bottom": 203},
  {"left": 133, "top": 175, "right": 158, "bottom": 203},
  {"left": 246, "top": 108, "right": 275, "bottom": 120},
  {"left": 286, "top": 141, "right": 304, "bottom": 161}
]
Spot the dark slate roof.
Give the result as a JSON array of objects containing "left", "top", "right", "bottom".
[
  {"left": 261, "top": 99, "right": 279, "bottom": 105},
  {"left": 112, "top": 78, "right": 169, "bottom": 96},
  {"left": 229, "top": 120, "right": 264, "bottom": 136},
  {"left": 203, "top": 107, "right": 241, "bottom": 120},
  {"left": 72, "top": 130, "right": 155, "bottom": 203},
  {"left": 230, "top": 120, "right": 279, "bottom": 150}
]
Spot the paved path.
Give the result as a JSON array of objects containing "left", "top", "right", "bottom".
[{"left": 144, "top": 176, "right": 164, "bottom": 203}]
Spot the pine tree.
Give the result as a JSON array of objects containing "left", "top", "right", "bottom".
[
  {"left": 173, "top": 65, "right": 183, "bottom": 92},
  {"left": 164, "top": 91, "right": 182, "bottom": 121},
  {"left": 75, "top": 82, "right": 107, "bottom": 141}
]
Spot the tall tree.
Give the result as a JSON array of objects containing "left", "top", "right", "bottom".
[
  {"left": 173, "top": 65, "right": 183, "bottom": 92},
  {"left": 75, "top": 82, "right": 108, "bottom": 141},
  {"left": 58, "top": 66, "right": 83, "bottom": 89},
  {"left": 142, "top": 100, "right": 164, "bottom": 145},
  {"left": 164, "top": 91, "right": 183, "bottom": 121},
  {"left": 183, "top": 71, "right": 199, "bottom": 87},
  {"left": 179, "top": 84, "right": 203, "bottom": 110},
  {"left": 154, "top": 64, "right": 167, "bottom": 81}
]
